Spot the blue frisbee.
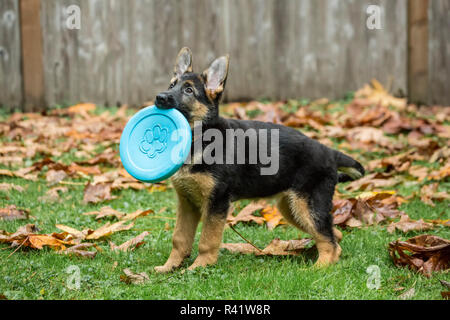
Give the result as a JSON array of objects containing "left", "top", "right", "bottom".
[{"left": 120, "top": 105, "right": 191, "bottom": 183}]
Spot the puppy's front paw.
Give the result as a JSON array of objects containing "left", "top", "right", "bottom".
[
  {"left": 187, "top": 263, "right": 203, "bottom": 271},
  {"left": 154, "top": 265, "right": 174, "bottom": 274},
  {"left": 313, "top": 244, "right": 342, "bottom": 269},
  {"left": 187, "top": 256, "right": 217, "bottom": 271}
]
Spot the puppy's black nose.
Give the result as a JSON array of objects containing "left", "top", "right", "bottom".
[{"left": 155, "top": 92, "right": 175, "bottom": 109}]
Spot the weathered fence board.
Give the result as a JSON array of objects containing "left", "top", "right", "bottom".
[
  {"left": 20, "top": 0, "right": 45, "bottom": 111},
  {"left": 224, "top": 0, "right": 408, "bottom": 101},
  {"left": 0, "top": 0, "right": 22, "bottom": 111},
  {"left": 40, "top": 0, "right": 227, "bottom": 107},
  {"left": 428, "top": 0, "right": 450, "bottom": 105},
  {"left": 40, "top": 0, "right": 408, "bottom": 107},
  {"left": 1, "top": 0, "right": 448, "bottom": 110},
  {"left": 408, "top": 0, "right": 429, "bottom": 104}
]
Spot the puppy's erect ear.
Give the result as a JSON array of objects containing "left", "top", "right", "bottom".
[
  {"left": 174, "top": 47, "right": 193, "bottom": 79},
  {"left": 202, "top": 55, "right": 230, "bottom": 101}
]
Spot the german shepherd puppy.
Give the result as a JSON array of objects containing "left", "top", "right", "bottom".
[{"left": 154, "top": 48, "right": 365, "bottom": 273}]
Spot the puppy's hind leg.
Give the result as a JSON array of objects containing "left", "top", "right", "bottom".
[
  {"left": 277, "top": 194, "right": 308, "bottom": 234},
  {"left": 278, "top": 194, "right": 343, "bottom": 242},
  {"left": 155, "top": 192, "right": 201, "bottom": 273},
  {"left": 333, "top": 227, "right": 343, "bottom": 243},
  {"left": 281, "top": 188, "right": 341, "bottom": 268}
]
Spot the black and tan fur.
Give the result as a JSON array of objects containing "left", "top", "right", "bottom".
[{"left": 154, "top": 48, "right": 364, "bottom": 273}]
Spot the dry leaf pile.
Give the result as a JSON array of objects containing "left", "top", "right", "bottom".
[
  {"left": 0, "top": 207, "right": 153, "bottom": 258},
  {"left": 332, "top": 191, "right": 405, "bottom": 228},
  {"left": 0, "top": 224, "right": 81, "bottom": 253}
]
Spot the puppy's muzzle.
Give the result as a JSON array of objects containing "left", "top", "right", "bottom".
[{"left": 155, "top": 92, "right": 176, "bottom": 109}]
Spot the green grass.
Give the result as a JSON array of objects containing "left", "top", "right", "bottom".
[
  {"left": 0, "top": 175, "right": 448, "bottom": 300},
  {"left": 0, "top": 103, "right": 448, "bottom": 300}
]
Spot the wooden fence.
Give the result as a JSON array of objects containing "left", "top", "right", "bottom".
[{"left": 0, "top": 0, "right": 449, "bottom": 111}]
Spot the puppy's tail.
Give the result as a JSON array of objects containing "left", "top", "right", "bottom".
[{"left": 334, "top": 151, "right": 365, "bottom": 183}]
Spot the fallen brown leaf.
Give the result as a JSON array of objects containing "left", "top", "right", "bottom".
[
  {"left": 0, "top": 224, "right": 74, "bottom": 251},
  {"left": 85, "top": 220, "right": 134, "bottom": 240},
  {"left": 55, "top": 224, "right": 91, "bottom": 242},
  {"left": 0, "top": 156, "right": 23, "bottom": 166},
  {"left": 27, "top": 234, "right": 69, "bottom": 250},
  {"left": 333, "top": 191, "right": 404, "bottom": 228},
  {"left": 0, "top": 169, "right": 15, "bottom": 178},
  {"left": 110, "top": 231, "right": 149, "bottom": 252},
  {"left": 82, "top": 207, "right": 153, "bottom": 221},
  {"left": 398, "top": 287, "right": 415, "bottom": 300},
  {"left": 0, "top": 205, "right": 29, "bottom": 221},
  {"left": 221, "top": 238, "right": 312, "bottom": 256},
  {"left": 260, "top": 206, "right": 286, "bottom": 230},
  {"left": 38, "top": 186, "right": 68, "bottom": 202},
  {"left": 0, "top": 168, "right": 37, "bottom": 181},
  {"left": 227, "top": 202, "right": 266, "bottom": 226},
  {"left": 68, "top": 103, "right": 96, "bottom": 114},
  {"left": 428, "top": 219, "right": 450, "bottom": 227},
  {"left": 76, "top": 149, "right": 119, "bottom": 167},
  {"left": 389, "top": 235, "right": 450, "bottom": 277},
  {"left": 419, "top": 183, "right": 450, "bottom": 207},
  {"left": 429, "top": 163, "right": 450, "bottom": 181},
  {"left": 345, "top": 172, "right": 399, "bottom": 192},
  {"left": 46, "top": 170, "right": 68, "bottom": 185},
  {"left": 346, "top": 126, "right": 393, "bottom": 149},
  {"left": 83, "top": 182, "right": 116, "bottom": 204},
  {"left": 68, "top": 163, "right": 102, "bottom": 176},
  {"left": 387, "top": 215, "right": 434, "bottom": 234},
  {"left": 120, "top": 268, "right": 149, "bottom": 284},
  {"left": 366, "top": 150, "right": 415, "bottom": 173},
  {"left": 408, "top": 165, "right": 429, "bottom": 181},
  {"left": 82, "top": 206, "right": 124, "bottom": 220},
  {"left": 63, "top": 243, "right": 98, "bottom": 258},
  {"left": 354, "top": 79, "right": 407, "bottom": 110},
  {"left": 259, "top": 238, "right": 312, "bottom": 256},
  {"left": 440, "top": 280, "right": 450, "bottom": 289},
  {"left": 0, "top": 183, "right": 25, "bottom": 192},
  {"left": 120, "top": 209, "right": 153, "bottom": 221}
]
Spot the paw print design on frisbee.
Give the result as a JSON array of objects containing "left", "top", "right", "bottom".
[
  {"left": 120, "top": 105, "right": 192, "bottom": 183},
  {"left": 139, "top": 124, "right": 168, "bottom": 158}
]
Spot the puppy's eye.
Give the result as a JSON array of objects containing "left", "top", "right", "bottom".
[
  {"left": 184, "top": 87, "right": 194, "bottom": 95},
  {"left": 169, "top": 83, "right": 176, "bottom": 89}
]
